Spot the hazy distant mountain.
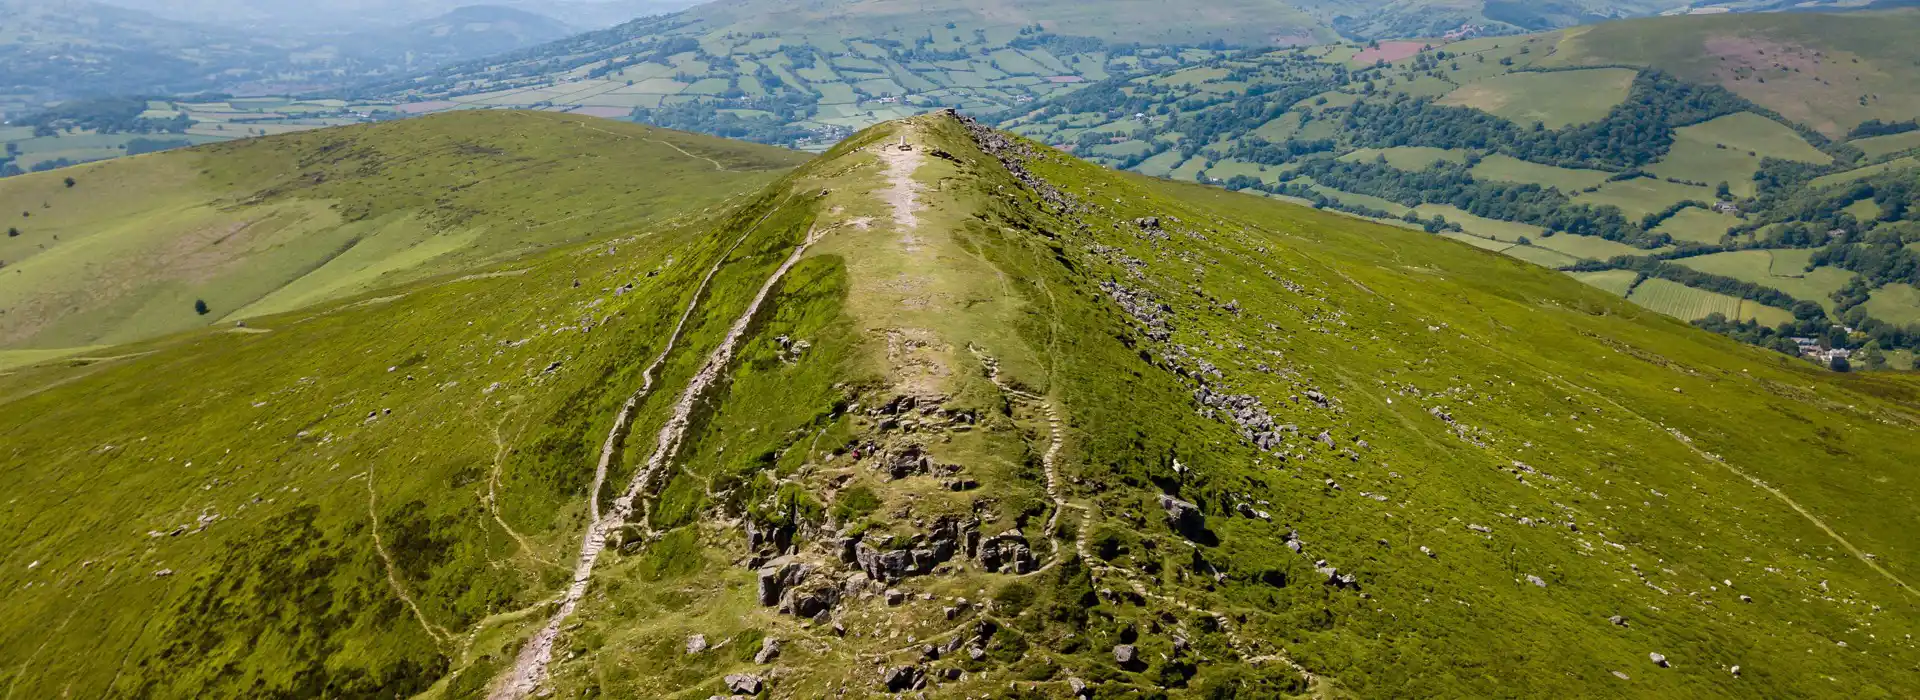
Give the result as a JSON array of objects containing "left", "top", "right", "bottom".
[
  {"left": 339, "top": 5, "right": 581, "bottom": 67},
  {"left": 0, "top": 0, "right": 297, "bottom": 105},
  {"left": 94, "top": 0, "right": 700, "bottom": 33},
  {"left": 0, "top": 0, "right": 614, "bottom": 114}
]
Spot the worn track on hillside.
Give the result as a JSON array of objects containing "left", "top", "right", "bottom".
[{"left": 491, "top": 209, "right": 824, "bottom": 699}]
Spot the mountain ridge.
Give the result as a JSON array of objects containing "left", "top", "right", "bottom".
[{"left": 1, "top": 109, "right": 1914, "bottom": 698}]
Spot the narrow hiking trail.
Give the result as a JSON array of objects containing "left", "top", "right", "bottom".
[
  {"left": 874, "top": 136, "right": 923, "bottom": 247},
  {"left": 527, "top": 111, "right": 734, "bottom": 172},
  {"left": 490, "top": 221, "right": 827, "bottom": 699},
  {"left": 483, "top": 414, "right": 560, "bottom": 569},
  {"left": 1542, "top": 374, "right": 1919, "bottom": 599},
  {"left": 585, "top": 221, "right": 762, "bottom": 524},
  {"left": 362, "top": 467, "right": 453, "bottom": 646}
]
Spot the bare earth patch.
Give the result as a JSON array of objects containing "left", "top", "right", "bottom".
[
  {"left": 1701, "top": 34, "right": 1859, "bottom": 137},
  {"left": 1353, "top": 41, "right": 1425, "bottom": 65}
]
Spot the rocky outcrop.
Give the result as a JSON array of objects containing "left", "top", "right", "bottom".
[
  {"left": 951, "top": 110, "right": 1077, "bottom": 214},
  {"left": 882, "top": 665, "right": 926, "bottom": 692},
  {"left": 1193, "top": 385, "right": 1296, "bottom": 451},
  {"left": 847, "top": 517, "right": 974, "bottom": 582},
  {"left": 725, "top": 673, "right": 763, "bottom": 694},
  {"left": 756, "top": 558, "right": 810, "bottom": 606},
  {"left": 1159, "top": 494, "right": 1204, "bottom": 529},
  {"left": 778, "top": 583, "right": 842, "bottom": 620},
  {"left": 1100, "top": 280, "right": 1173, "bottom": 342},
  {"left": 976, "top": 528, "right": 1037, "bottom": 574}
]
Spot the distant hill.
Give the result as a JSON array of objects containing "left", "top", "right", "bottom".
[
  {"left": 3, "top": 110, "right": 1916, "bottom": 699},
  {"left": 0, "top": 0, "right": 637, "bottom": 119},
  {"left": 96, "top": 0, "right": 695, "bottom": 32},
  {"left": 1539, "top": 8, "right": 1920, "bottom": 138},
  {"left": 0, "top": 0, "right": 295, "bottom": 112},
  {"left": 340, "top": 5, "right": 582, "bottom": 68},
  {"left": 0, "top": 110, "right": 806, "bottom": 349}
]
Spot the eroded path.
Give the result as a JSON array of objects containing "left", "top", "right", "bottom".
[
  {"left": 490, "top": 220, "right": 827, "bottom": 699},
  {"left": 362, "top": 467, "right": 453, "bottom": 646},
  {"left": 874, "top": 137, "right": 923, "bottom": 247}
]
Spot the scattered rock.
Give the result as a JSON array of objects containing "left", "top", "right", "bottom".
[
  {"left": 1112, "top": 644, "right": 1137, "bottom": 665},
  {"left": 754, "top": 637, "right": 781, "bottom": 664},
  {"left": 886, "top": 588, "right": 906, "bottom": 606},
  {"left": 1649, "top": 652, "right": 1669, "bottom": 668},
  {"left": 1525, "top": 575, "right": 1547, "bottom": 588},
  {"left": 1317, "top": 565, "right": 1361, "bottom": 590},
  {"left": 724, "top": 673, "right": 763, "bottom": 695},
  {"left": 1608, "top": 615, "right": 1628, "bottom": 627},
  {"left": 686, "top": 634, "right": 709, "bottom": 655},
  {"left": 1159, "top": 494, "right": 1204, "bottom": 530}
]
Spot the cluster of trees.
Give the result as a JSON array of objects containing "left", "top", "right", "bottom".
[
  {"left": 1811, "top": 237, "right": 1920, "bottom": 288},
  {"left": 18, "top": 97, "right": 190, "bottom": 136},
  {"left": 1335, "top": 72, "right": 1751, "bottom": 170},
  {"left": 1640, "top": 199, "right": 1709, "bottom": 231},
  {"left": 1281, "top": 157, "right": 1665, "bottom": 246},
  {"left": 1007, "top": 33, "right": 1112, "bottom": 56},
  {"left": 585, "top": 37, "right": 703, "bottom": 79},
  {"left": 1739, "top": 164, "right": 1920, "bottom": 287},
  {"left": 632, "top": 93, "right": 819, "bottom": 146},
  {"left": 1847, "top": 118, "right": 1919, "bottom": 140},
  {"left": 1225, "top": 137, "right": 1337, "bottom": 163}
]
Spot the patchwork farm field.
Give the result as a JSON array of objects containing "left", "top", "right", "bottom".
[
  {"left": 1673, "top": 250, "right": 1860, "bottom": 313},
  {"left": 1628, "top": 277, "right": 1795, "bottom": 325},
  {"left": 1851, "top": 130, "right": 1920, "bottom": 159},
  {"left": 1654, "top": 208, "right": 1738, "bottom": 244},
  {"left": 1863, "top": 283, "right": 1920, "bottom": 326},
  {"left": 1340, "top": 146, "right": 1470, "bottom": 170},
  {"left": 1534, "top": 233, "right": 1662, "bottom": 259},
  {"left": 1568, "top": 269, "right": 1641, "bottom": 296},
  {"left": 1575, "top": 178, "right": 1717, "bottom": 219},
  {"left": 1470, "top": 155, "right": 1613, "bottom": 191},
  {"left": 1436, "top": 67, "right": 1636, "bottom": 129}
]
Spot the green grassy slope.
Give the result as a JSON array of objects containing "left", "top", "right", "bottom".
[
  {"left": 0, "top": 110, "right": 806, "bottom": 350},
  {"left": 2, "top": 112, "right": 1914, "bottom": 698}
]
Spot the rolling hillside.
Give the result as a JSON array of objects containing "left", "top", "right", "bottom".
[
  {"left": 350, "top": 0, "right": 1714, "bottom": 152},
  {"left": 1, "top": 110, "right": 1914, "bottom": 698},
  {"left": 1000, "top": 9, "right": 1920, "bottom": 369},
  {"left": 0, "top": 110, "right": 806, "bottom": 353}
]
